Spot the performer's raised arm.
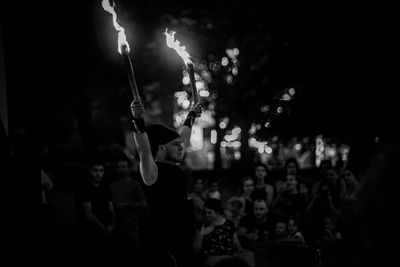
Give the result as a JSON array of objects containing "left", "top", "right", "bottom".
[{"left": 130, "top": 101, "right": 158, "bottom": 186}]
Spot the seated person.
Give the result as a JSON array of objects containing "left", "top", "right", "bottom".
[
  {"left": 285, "top": 217, "right": 306, "bottom": 245},
  {"left": 224, "top": 196, "right": 245, "bottom": 229},
  {"left": 193, "top": 199, "right": 255, "bottom": 267},
  {"left": 237, "top": 199, "right": 275, "bottom": 243},
  {"left": 270, "top": 219, "right": 288, "bottom": 242}
]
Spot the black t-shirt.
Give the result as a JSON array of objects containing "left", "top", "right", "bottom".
[
  {"left": 75, "top": 180, "right": 113, "bottom": 227},
  {"left": 142, "top": 162, "right": 195, "bottom": 254},
  {"left": 239, "top": 214, "right": 275, "bottom": 242}
]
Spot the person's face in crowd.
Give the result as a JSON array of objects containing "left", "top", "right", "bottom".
[
  {"left": 255, "top": 166, "right": 267, "bottom": 182},
  {"left": 243, "top": 179, "right": 254, "bottom": 195},
  {"left": 194, "top": 179, "right": 204, "bottom": 193},
  {"left": 325, "top": 168, "right": 338, "bottom": 185},
  {"left": 163, "top": 137, "right": 184, "bottom": 163},
  {"left": 229, "top": 200, "right": 243, "bottom": 215},
  {"left": 253, "top": 200, "right": 268, "bottom": 219},
  {"left": 116, "top": 160, "right": 129, "bottom": 177},
  {"left": 287, "top": 219, "right": 299, "bottom": 234},
  {"left": 90, "top": 165, "right": 105, "bottom": 184},
  {"left": 275, "top": 221, "right": 287, "bottom": 236},
  {"left": 210, "top": 182, "right": 219, "bottom": 192},
  {"left": 342, "top": 169, "right": 356, "bottom": 186},
  {"left": 285, "top": 174, "right": 298, "bottom": 190},
  {"left": 323, "top": 217, "right": 336, "bottom": 231},
  {"left": 286, "top": 162, "right": 298, "bottom": 175},
  {"left": 204, "top": 207, "right": 218, "bottom": 223}
]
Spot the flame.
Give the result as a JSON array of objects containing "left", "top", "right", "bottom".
[
  {"left": 101, "top": 0, "right": 129, "bottom": 54},
  {"left": 164, "top": 28, "right": 192, "bottom": 65}
]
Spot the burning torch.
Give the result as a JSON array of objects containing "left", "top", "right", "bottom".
[
  {"left": 101, "top": 0, "right": 141, "bottom": 104},
  {"left": 164, "top": 28, "right": 198, "bottom": 105}
]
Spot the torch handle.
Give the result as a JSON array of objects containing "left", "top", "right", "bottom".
[
  {"left": 123, "top": 54, "right": 141, "bottom": 103},
  {"left": 187, "top": 63, "right": 198, "bottom": 105}
]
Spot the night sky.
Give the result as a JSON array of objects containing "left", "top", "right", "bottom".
[{"left": 1, "top": 0, "right": 396, "bottom": 145}]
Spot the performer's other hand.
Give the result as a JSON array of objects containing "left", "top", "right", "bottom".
[{"left": 130, "top": 101, "right": 144, "bottom": 118}]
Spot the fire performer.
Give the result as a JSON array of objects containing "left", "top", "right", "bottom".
[
  {"left": 130, "top": 103, "right": 201, "bottom": 267},
  {"left": 102, "top": 2, "right": 202, "bottom": 264},
  {"left": 129, "top": 31, "right": 202, "bottom": 267}
]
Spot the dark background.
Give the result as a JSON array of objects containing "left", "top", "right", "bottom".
[
  {"left": 2, "top": 0, "right": 396, "bottom": 143},
  {"left": 0, "top": 0, "right": 397, "bottom": 262}
]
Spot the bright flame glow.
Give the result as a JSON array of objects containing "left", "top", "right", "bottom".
[
  {"left": 164, "top": 28, "right": 192, "bottom": 65},
  {"left": 101, "top": 0, "right": 129, "bottom": 54}
]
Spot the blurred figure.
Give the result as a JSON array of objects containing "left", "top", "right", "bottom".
[
  {"left": 317, "top": 215, "right": 344, "bottom": 267},
  {"left": 193, "top": 199, "right": 255, "bottom": 267},
  {"left": 339, "top": 168, "right": 359, "bottom": 212},
  {"left": 344, "top": 141, "right": 400, "bottom": 267},
  {"left": 192, "top": 177, "right": 208, "bottom": 222},
  {"left": 109, "top": 157, "right": 147, "bottom": 259},
  {"left": 321, "top": 215, "right": 342, "bottom": 243},
  {"left": 41, "top": 168, "right": 54, "bottom": 246},
  {"left": 238, "top": 199, "right": 275, "bottom": 243},
  {"left": 271, "top": 174, "right": 307, "bottom": 219},
  {"left": 206, "top": 179, "right": 222, "bottom": 200},
  {"left": 75, "top": 157, "right": 115, "bottom": 255},
  {"left": 224, "top": 196, "right": 245, "bottom": 229},
  {"left": 238, "top": 176, "right": 255, "bottom": 216},
  {"left": 311, "top": 166, "right": 346, "bottom": 205},
  {"left": 304, "top": 181, "right": 343, "bottom": 243},
  {"left": 271, "top": 219, "right": 288, "bottom": 242},
  {"left": 275, "top": 158, "right": 308, "bottom": 201},
  {"left": 251, "top": 163, "right": 275, "bottom": 209},
  {"left": 286, "top": 217, "right": 306, "bottom": 245},
  {"left": 41, "top": 168, "right": 54, "bottom": 205}
]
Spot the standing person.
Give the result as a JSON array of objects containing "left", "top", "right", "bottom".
[
  {"left": 75, "top": 158, "right": 115, "bottom": 257},
  {"left": 238, "top": 176, "right": 255, "bottom": 216},
  {"left": 130, "top": 100, "right": 202, "bottom": 267},
  {"left": 109, "top": 157, "right": 147, "bottom": 260},
  {"left": 251, "top": 163, "right": 275, "bottom": 209}
]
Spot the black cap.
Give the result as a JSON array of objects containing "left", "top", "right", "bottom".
[{"left": 146, "top": 123, "right": 180, "bottom": 157}]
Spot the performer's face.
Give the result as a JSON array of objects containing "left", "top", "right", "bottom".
[{"left": 164, "top": 137, "right": 184, "bottom": 162}]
